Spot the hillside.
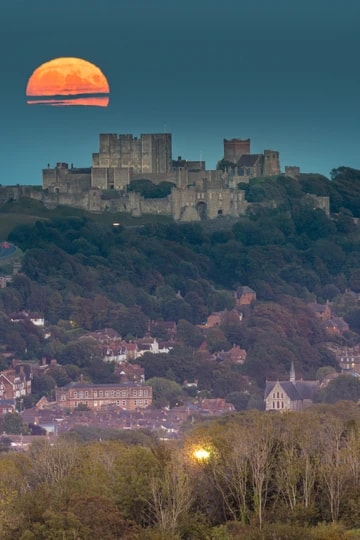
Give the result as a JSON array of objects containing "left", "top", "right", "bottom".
[{"left": 0, "top": 167, "right": 359, "bottom": 404}]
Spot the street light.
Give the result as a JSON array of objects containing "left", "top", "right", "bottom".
[{"left": 193, "top": 447, "right": 210, "bottom": 461}]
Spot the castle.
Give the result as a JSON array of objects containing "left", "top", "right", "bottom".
[
  {"left": 38, "top": 133, "right": 297, "bottom": 221},
  {"left": 0, "top": 132, "right": 331, "bottom": 221}
]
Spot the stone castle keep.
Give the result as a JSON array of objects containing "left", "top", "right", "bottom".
[{"left": 37, "top": 132, "right": 298, "bottom": 221}]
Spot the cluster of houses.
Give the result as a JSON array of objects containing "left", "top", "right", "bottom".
[
  {"left": 1, "top": 285, "right": 359, "bottom": 440},
  {"left": 308, "top": 300, "right": 350, "bottom": 335}
]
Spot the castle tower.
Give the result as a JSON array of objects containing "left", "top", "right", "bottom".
[
  {"left": 224, "top": 138, "right": 250, "bottom": 163},
  {"left": 290, "top": 361, "right": 296, "bottom": 383},
  {"left": 263, "top": 150, "right": 280, "bottom": 177},
  {"left": 91, "top": 132, "right": 172, "bottom": 189}
]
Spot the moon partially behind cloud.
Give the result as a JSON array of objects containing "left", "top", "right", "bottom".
[{"left": 26, "top": 57, "right": 110, "bottom": 107}]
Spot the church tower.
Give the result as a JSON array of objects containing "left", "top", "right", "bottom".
[{"left": 290, "top": 361, "right": 296, "bottom": 383}]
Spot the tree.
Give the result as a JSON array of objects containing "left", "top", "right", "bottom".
[
  {"left": 321, "top": 375, "right": 360, "bottom": 404},
  {"left": 147, "top": 377, "right": 184, "bottom": 408},
  {"left": 0, "top": 412, "right": 28, "bottom": 434},
  {"left": 149, "top": 451, "right": 195, "bottom": 535}
]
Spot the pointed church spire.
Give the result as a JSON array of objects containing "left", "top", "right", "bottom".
[{"left": 290, "top": 361, "right": 296, "bottom": 383}]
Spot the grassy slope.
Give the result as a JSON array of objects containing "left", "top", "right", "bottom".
[{"left": 0, "top": 198, "right": 173, "bottom": 238}]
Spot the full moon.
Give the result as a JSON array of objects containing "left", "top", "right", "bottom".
[{"left": 26, "top": 57, "right": 110, "bottom": 107}]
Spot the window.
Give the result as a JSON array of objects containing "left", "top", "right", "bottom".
[
  {"left": 144, "top": 390, "right": 148, "bottom": 397},
  {"left": 133, "top": 390, "right": 137, "bottom": 397},
  {"left": 99, "top": 391, "right": 103, "bottom": 397},
  {"left": 105, "top": 391, "right": 109, "bottom": 397},
  {"left": 144, "top": 400, "right": 148, "bottom": 405},
  {"left": 134, "top": 400, "right": 137, "bottom": 406},
  {"left": 79, "top": 391, "right": 84, "bottom": 399},
  {"left": 116, "top": 400, "right": 120, "bottom": 405},
  {"left": 60, "top": 394, "right": 66, "bottom": 401},
  {"left": 85, "top": 391, "right": 88, "bottom": 397},
  {"left": 122, "top": 400, "right": 126, "bottom": 406},
  {"left": 116, "top": 390, "right": 120, "bottom": 397},
  {"left": 272, "top": 392, "right": 275, "bottom": 398},
  {"left": 277, "top": 392, "right": 279, "bottom": 398},
  {"left": 111, "top": 391, "right": 115, "bottom": 397},
  {"left": 73, "top": 392, "right": 78, "bottom": 398},
  {"left": 139, "top": 389, "right": 143, "bottom": 397},
  {"left": 94, "top": 391, "right": 97, "bottom": 398},
  {"left": 139, "top": 399, "right": 143, "bottom": 406}
]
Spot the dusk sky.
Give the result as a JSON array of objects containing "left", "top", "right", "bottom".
[{"left": 1, "top": 0, "right": 360, "bottom": 185}]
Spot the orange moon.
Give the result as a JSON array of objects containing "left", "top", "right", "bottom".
[{"left": 26, "top": 57, "right": 110, "bottom": 107}]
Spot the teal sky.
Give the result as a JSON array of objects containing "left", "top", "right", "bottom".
[{"left": 1, "top": 0, "right": 359, "bottom": 184}]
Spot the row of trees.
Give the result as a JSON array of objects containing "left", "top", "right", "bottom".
[{"left": 1, "top": 407, "right": 360, "bottom": 538}]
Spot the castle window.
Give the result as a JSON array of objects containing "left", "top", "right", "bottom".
[
  {"left": 122, "top": 400, "right": 126, "bottom": 406},
  {"left": 60, "top": 394, "right": 66, "bottom": 401},
  {"left": 277, "top": 392, "right": 279, "bottom": 398}
]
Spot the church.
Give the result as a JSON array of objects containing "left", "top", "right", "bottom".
[{"left": 264, "top": 363, "right": 319, "bottom": 412}]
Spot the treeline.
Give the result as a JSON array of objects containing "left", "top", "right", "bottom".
[{"left": 2, "top": 407, "right": 360, "bottom": 539}]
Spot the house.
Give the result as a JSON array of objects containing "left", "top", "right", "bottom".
[
  {"left": 264, "top": 363, "right": 319, "bottom": 412},
  {"left": 308, "top": 301, "right": 331, "bottom": 321},
  {"left": 114, "top": 362, "right": 145, "bottom": 384},
  {"left": 9, "top": 311, "right": 45, "bottom": 327},
  {"left": 85, "top": 328, "right": 122, "bottom": 343},
  {"left": 198, "top": 398, "right": 235, "bottom": 415},
  {"left": 234, "top": 286, "right": 256, "bottom": 306},
  {"left": 0, "top": 400, "right": 16, "bottom": 414},
  {"left": 222, "top": 345, "right": 247, "bottom": 364},
  {"left": 204, "top": 313, "right": 222, "bottom": 328},
  {"left": 135, "top": 338, "right": 172, "bottom": 357},
  {"left": 56, "top": 380, "right": 152, "bottom": 411},
  {"left": 0, "top": 364, "right": 32, "bottom": 400},
  {"left": 323, "top": 317, "right": 349, "bottom": 336},
  {"left": 0, "top": 276, "right": 12, "bottom": 288}
]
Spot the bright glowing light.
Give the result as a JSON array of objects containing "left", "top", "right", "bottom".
[
  {"left": 193, "top": 448, "right": 210, "bottom": 461},
  {"left": 26, "top": 57, "right": 110, "bottom": 107}
]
